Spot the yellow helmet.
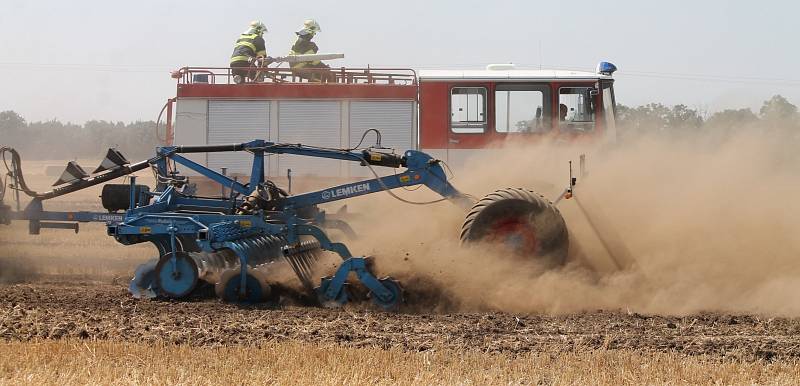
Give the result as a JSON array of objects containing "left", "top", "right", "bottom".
[
  {"left": 298, "top": 19, "right": 321, "bottom": 35},
  {"left": 246, "top": 20, "right": 267, "bottom": 35}
]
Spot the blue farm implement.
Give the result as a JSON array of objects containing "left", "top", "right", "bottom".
[{"left": 0, "top": 140, "right": 572, "bottom": 309}]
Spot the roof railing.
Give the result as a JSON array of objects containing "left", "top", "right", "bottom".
[{"left": 172, "top": 66, "right": 417, "bottom": 86}]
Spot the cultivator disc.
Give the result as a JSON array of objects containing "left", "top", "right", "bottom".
[
  {"left": 193, "top": 249, "right": 238, "bottom": 284},
  {"left": 154, "top": 252, "right": 200, "bottom": 298},
  {"left": 129, "top": 233, "right": 325, "bottom": 303},
  {"left": 215, "top": 268, "right": 271, "bottom": 303},
  {"left": 129, "top": 258, "right": 159, "bottom": 299}
]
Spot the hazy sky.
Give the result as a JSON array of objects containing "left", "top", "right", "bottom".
[{"left": 1, "top": 0, "right": 798, "bottom": 123}]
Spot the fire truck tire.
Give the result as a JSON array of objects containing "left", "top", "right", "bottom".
[{"left": 460, "top": 188, "right": 569, "bottom": 268}]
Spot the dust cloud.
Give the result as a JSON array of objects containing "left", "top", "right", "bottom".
[
  {"left": 338, "top": 128, "right": 800, "bottom": 316},
  {"left": 4, "top": 128, "right": 800, "bottom": 317}
]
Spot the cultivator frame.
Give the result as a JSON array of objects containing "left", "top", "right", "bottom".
[{"left": 0, "top": 141, "right": 472, "bottom": 309}]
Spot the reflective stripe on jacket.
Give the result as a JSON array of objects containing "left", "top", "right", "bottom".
[
  {"left": 289, "top": 36, "right": 319, "bottom": 68},
  {"left": 230, "top": 33, "right": 267, "bottom": 64}
]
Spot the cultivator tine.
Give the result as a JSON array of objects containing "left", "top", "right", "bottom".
[
  {"left": 281, "top": 240, "right": 322, "bottom": 292},
  {"left": 300, "top": 251, "right": 318, "bottom": 275},
  {"left": 285, "top": 258, "right": 302, "bottom": 283},
  {"left": 285, "top": 252, "right": 314, "bottom": 291},
  {"left": 302, "top": 250, "right": 321, "bottom": 273},
  {"left": 297, "top": 256, "right": 315, "bottom": 290},
  {"left": 253, "top": 236, "right": 268, "bottom": 260},
  {"left": 296, "top": 251, "right": 312, "bottom": 272}
]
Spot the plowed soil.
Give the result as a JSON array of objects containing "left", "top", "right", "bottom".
[{"left": 1, "top": 281, "right": 799, "bottom": 362}]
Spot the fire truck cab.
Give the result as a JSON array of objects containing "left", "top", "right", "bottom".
[{"left": 168, "top": 62, "right": 617, "bottom": 179}]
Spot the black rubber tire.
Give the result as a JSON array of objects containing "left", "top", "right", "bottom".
[{"left": 460, "top": 188, "right": 569, "bottom": 267}]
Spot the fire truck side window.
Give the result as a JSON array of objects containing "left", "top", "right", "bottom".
[
  {"left": 450, "top": 87, "right": 487, "bottom": 133},
  {"left": 495, "top": 84, "right": 550, "bottom": 133},
  {"left": 558, "top": 87, "right": 595, "bottom": 131}
]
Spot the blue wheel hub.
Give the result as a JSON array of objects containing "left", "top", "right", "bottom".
[
  {"left": 155, "top": 252, "right": 199, "bottom": 298},
  {"left": 370, "top": 278, "right": 402, "bottom": 311},
  {"left": 221, "top": 272, "right": 266, "bottom": 303}
]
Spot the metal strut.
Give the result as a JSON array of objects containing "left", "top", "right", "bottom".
[
  {"left": 291, "top": 224, "right": 402, "bottom": 310},
  {"left": 553, "top": 156, "right": 635, "bottom": 271}
]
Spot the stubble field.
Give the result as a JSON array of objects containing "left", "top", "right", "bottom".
[{"left": 2, "top": 221, "right": 800, "bottom": 384}]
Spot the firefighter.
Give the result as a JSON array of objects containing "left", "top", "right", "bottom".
[
  {"left": 230, "top": 21, "right": 270, "bottom": 84},
  {"left": 289, "top": 19, "right": 333, "bottom": 82}
]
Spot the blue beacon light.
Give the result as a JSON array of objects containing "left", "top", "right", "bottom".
[{"left": 597, "top": 61, "right": 618, "bottom": 75}]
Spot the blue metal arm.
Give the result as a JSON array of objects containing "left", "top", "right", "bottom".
[
  {"left": 165, "top": 153, "right": 250, "bottom": 195},
  {"left": 283, "top": 150, "right": 471, "bottom": 210},
  {"left": 166, "top": 142, "right": 472, "bottom": 209},
  {"left": 2, "top": 140, "right": 471, "bottom": 236}
]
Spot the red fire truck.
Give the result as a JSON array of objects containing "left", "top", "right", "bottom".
[{"left": 166, "top": 62, "right": 618, "bottom": 179}]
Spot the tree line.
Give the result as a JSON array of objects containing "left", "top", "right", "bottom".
[
  {"left": 0, "top": 112, "right": 161, "bottom": 161},
  {"left": 615, "top": 94, "right": 799, "bottom": 139},
  {"left": 0, "top": 94, "right": 798, "bottom": 161}
]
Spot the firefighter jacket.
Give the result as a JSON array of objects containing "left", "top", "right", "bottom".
[
  {"left": 230, "top": 33, "right": 267, "bottom": 64},
  {"left": 289, "top": 35, "right": 320, "bottom": 68}
]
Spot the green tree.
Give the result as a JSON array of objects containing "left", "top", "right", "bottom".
[
  {"left": 0, "top": 110, "right": 26, "bottom": 132},
  {"left": 759, "top": 95, "right": 798, "bottom": 125},
  {"left": 666, "top": 104, "right": 703, "bottom": 132},
  {"left": 0, "top": 111, "right": 160, "bottom": 160},
  {"left": 615, "top": 103, "right": 671, "bottom": 136},
  {"left": 705, "top": 108, "right": 759, "bottom": 129}
]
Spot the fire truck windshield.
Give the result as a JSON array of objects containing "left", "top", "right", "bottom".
[{"left": 559, "top": 87, "right": 595, "bottom": 132}]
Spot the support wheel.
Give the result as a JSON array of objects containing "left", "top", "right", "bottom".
[
  {"left": 155, "top": 252, "right": 199, "bottom": 298},
  {"left": 370, "top": 278, "right": 403, "bottom": 311},
  {"left": 460, "top": 188, "right": 569, "bottom": 267},
  {"left": 215, "top": 268, "right": 270, "bottom": 303},
  {"left": 129, "top": 258, "right": 159, "bottom": 299}
]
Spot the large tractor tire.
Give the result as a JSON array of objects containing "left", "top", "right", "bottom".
[{"left": 460, "top": 188, "right": 569, "bottom": 267}]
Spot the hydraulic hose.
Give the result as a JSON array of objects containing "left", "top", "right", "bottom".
[
  {"left": 155, "top": 100, "right": 170, "bottom": 143},
  {"left": 0, "top": 146, "right": 151, "bottom": 200},
  {"left": 1, "top": 147, "right": 40, "bottom": 198}
]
